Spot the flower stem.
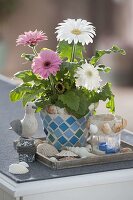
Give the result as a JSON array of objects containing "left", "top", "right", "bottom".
[
  {"left": 32, "top": 46, "right": 38, "bottom": 56},
  {"left": 70, "top": 43, "right": 76, "bottom": 62},
  {"left": 49, "top": 75, "right": 55, "bottom": 95}
]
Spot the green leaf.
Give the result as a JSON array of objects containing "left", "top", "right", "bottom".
[
  {"left": 90, "top": 45, "right": 126, "bottom": 66},
  {"left": 106, "top": 95, "right": 115, "bottom": 113},
  {"left": 58, "top": 91, "right": 80, "bottom": 111},
  {"left": 21, "top": 53, "right": 35, "bottom": 61},
  {"left": 96, "top": 64, "right": 111, "bottom": 73},
  {"left": 14, "top": 70, "right": 38, "bottom": 82},
  {"left": 57, "top": 41, "right": 84, "bottom": 61},
  {"left": 9, "top": 83, "right": 32, "bottom": 102}
]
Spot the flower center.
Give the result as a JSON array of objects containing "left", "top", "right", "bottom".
[
  {"left": 87, "top": 71, "right": 93, "bottom": 77},
  {"left": 44, "top": 61, "right": 51, "bottom": 68},
  {"left": 71, "top": 29, "right": 81, "bottom": 35}
]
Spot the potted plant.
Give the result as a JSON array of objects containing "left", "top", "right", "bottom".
[{"left": 10, "top": 19, "right": 126, "bottom": 150}]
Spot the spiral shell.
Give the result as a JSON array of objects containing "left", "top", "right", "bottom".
[
  {"left": 101, "top": 123, "right": 112, "bottom": 134},
  {"left": 56, "top": 150, "right": 78, "bottom": 157},
  {"left": 9, "top": 164, "right": 29, "bottom": 174},
  {"left": 37, "top": 143, "right": 59, "bottom": 157},
  {"left": 122, "top": 118, "right": 127, "bottom": 129}
]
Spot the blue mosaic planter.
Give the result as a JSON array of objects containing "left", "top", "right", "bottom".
[{"left": 40, "top": 111, "right": 91, "bottom": 150}]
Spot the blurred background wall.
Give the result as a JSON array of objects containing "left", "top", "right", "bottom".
[{"left": 0, "top": 0, "right": 133, "bottom": 130}]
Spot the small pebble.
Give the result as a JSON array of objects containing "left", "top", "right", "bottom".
[{"left": 49, "top": 157, "right": 58, "bottom": 162}]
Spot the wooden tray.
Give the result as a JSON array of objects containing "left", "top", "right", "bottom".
[{"left": 36, "top": 141, "right": 133, "bottom": 170}]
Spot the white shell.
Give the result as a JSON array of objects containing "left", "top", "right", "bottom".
[
  {"left": 9, "top": 164, "right": 29, "bottom": 174},
  {"left": 49, "top": 157, "right": 58, "bottom": 162},
  {"left": 67, "top": 147, "right": 96, "bottom": 158},
  {"left": 85, "top": 144, "right": 92, "bottom": 152},
  {"left": 19, "top": 162, "right": 29, "bottom": 168},
  {"left": 37, "top": 143, "right": 59, "bottom": 157},
  {"left": 101, "top": 123, "right": 112, "bottom": 134},
  {"left": 56, "top": 150, "right": 78, "bottom": 157},
  {"left": 89, "top": 124, "right": 98, "bottom": 134}
]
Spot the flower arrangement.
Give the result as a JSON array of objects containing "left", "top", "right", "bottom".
[{"left": 10, "top": 19, "right": 126, "bottom": 118}]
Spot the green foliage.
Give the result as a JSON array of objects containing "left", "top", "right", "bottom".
[
  {"left": 90, "top": 45, "right": 126, "bottom": 66},
  {"left": 21, "top": 53, "right": 35, "bottom": 61},
  {"left": 10, "top": 40, "right": 125, "bottom": 117},
  {"left": 14, "top": 70, "right": 38, "bottom": 82},
  {"left": 57, "top": 41, "right": 85, "bottom": 62}
]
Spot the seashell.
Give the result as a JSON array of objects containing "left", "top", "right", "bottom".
[
  {"left": 59, "top": 157, "right": 77, "bottom": 161},
  {"left": 86, "top": 120, "right": 90, "bottom": 129},
  {"left": 46, "top": 105, "right": 58, "bottom": 114},
  {"left": 67, "top": 147, "right": 96, "bottom": 158},
  {"left": 89, "top": 124, "right": 98, "bottom": 134},
  {"left": 56, "top": 150, "right": 78, "bottom": 157},
  {"left": 9, "top": 164, "right": 29, "bottom": 174},
  {"left": 34, "top": 139, "right": 45, "bottom": 147},
  {"left": 49, "top": 157, "right": 58, "bottom": 162},
  {"left": 37, "top": 143, "right": 59, "bottom": 157},
  {"left": 112, "top": 122, "right": 123, "bottom": 133},
  {"left": 19, "top": 162, "right": 29, "bottom": 168},
  {"left": 101, "top": 123, "right": 112, "bottom": 134},
  {"left": 122, "top": 118, "right": 127, "bottom": 129},
  {"left": 120, "top": 147, "right": 132, "bottom": 153},
  {"left": 85, "top": 144, "right": 92, "bottom": 152}
]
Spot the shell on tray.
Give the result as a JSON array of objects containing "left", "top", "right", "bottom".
[
  {"left": 19, "top": 162, "right": 29, "bottom": 168},
  {"left": 120, "top": 147, "right": 132, "bottom": 153},
  {"left": 101, "top": 123, "right": 112, "bottom": 134},
  {"left": 89, "top": 124, "right": 98, "bottom": 134},
  {"left": 67, "top": 147, "right": 96, "bottom": 158},
  {"left": 112, "top": 122, "right": 123, "bottom": 133},
  {"left": 86, "top": 120, "right": 90, "bottom": 129},
  {"left": 37, "top": 143, "right": 59, "bottom": 157},
  {"left": 9, "top": 163, "right": 29, "bottom": 174},
  {"left": 56, "top": 150, "right": 78, "bottom": 158}
]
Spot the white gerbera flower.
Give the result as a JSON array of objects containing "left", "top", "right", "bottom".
[
  {"left": 75, "top": 63, "right": 102, "bottom": 91},
  {"left": 55, "top": 19, "right": 96, "bottom": 45}
]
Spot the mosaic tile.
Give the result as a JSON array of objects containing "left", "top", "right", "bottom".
[
  {"left": 54, "top": 141, "right": 62, "bottom": 150},
  {"left": 45, "top": 115, "right": 52, "bottom": 123},
  {"left": 59, "top": 123, "right": 69, "bottom": 132},
  {"left": 77, "top": 117, "right": 86, "bottom": 124},
  {"left": 54, "top": 116, "right": 63, "bottom": 125},
  {"left": 42, "top": 119, "right": 48, "bottom": 128},
  {"left": 54, "top": 129, "right": 62, "bottom": 138},
  {"left": 70, "top": 136, "right": 79, "bottom": 145},
  {"left": 48, "top": 134, "right": 55, "bottom": 143},
  {"left": 66, "top": 116, "right": 76, "bottom": 125},
  {"left": 71, "top": 122, "right": 79, "bottom": 131},
  {"left": 58, "top": 136, "right": 67, "bottom": 145},
  {"left": 43, "top": 127, "right": 48, "bottom": 135},
  {"left": 76, "top": 129, "right": 83, "bottom": 138},
  {"left": 49, "top": 122, "right": 58, "bottom": 130},
  {"left": 64, "top": 130, "right": 74, "bottom": 138}
]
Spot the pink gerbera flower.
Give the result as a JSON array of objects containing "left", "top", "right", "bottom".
[
  {"left": 16, "top": 30, "right": 48, "bottom": 46},
  {"left": 32, "top": 49, "right": 62, "bottom": 79}
]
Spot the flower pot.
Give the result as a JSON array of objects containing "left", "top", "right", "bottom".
[{"left": 40, "top": 109, "right": 91, "bottom": 150}]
